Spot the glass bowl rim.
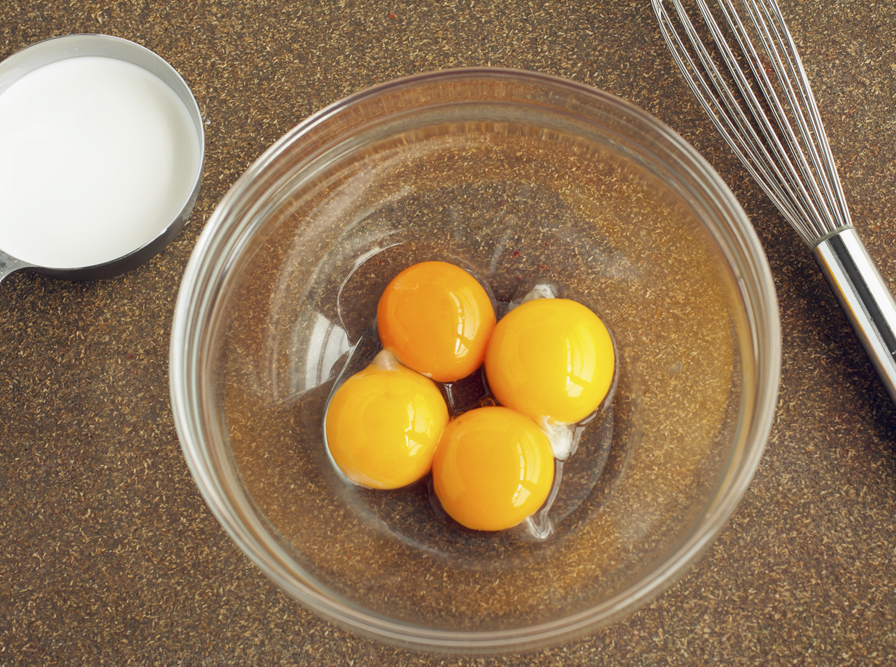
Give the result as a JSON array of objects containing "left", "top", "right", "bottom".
[{"left": 170, "top": 66, "right": 782, "bottom": 652}]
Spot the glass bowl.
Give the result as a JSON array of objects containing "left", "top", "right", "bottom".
[{"left": 170, "top": 68, "right": 780, "bottom": 653}]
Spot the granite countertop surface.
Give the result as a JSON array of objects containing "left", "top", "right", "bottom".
[{"left": 2, "top": 0, "right": 895, "bottom": 664}]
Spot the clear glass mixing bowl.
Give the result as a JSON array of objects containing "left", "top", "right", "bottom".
[{"left": 170, "top": 68, "right": 780, "bottom": 653}]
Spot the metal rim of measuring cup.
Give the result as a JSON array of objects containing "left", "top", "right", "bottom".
[{"left": 0, "top": 33, "right": 205, "bottom": 282}]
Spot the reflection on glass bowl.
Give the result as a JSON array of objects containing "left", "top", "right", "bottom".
[{"left": 170, "top": 68, "right": 780, "bottom": 653}]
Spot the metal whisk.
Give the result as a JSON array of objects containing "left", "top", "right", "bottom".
[{"left": 652, "top": 0, "right": 896, "bottom": 405}]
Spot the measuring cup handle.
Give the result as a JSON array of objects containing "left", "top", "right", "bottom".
[{"left": 0, "top": 250, "right": 31, "bottom": 283}]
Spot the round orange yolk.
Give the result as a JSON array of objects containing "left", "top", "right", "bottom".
[
  {"left": 432, "top": 406, "right": 555, "bottom": 531},
  {"left": 377, "top": 261, "right": 496, "bottom": 383},
  {"left": 484, "top": 298, "right": 614, "bottom": 426},
  {"left": 325, "top": 351, "right": 449, "bottom": 489}
]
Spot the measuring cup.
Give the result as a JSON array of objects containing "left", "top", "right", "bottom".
[{"left": 0, "top": 34, "right": 204, "bottom": 282}]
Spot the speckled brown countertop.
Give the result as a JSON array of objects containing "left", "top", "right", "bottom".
[{"left": 2, "top": 1, "right": 895, "bottom": 664}]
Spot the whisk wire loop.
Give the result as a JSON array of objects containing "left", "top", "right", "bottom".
[
  {"left": 654, "top": 0, "right": 854, "bottom": 244},
  {"left": 737, "top": 0, "right": 849, "bottom": 234},
  {"left": 654, "top": 0, "right": 896, "bottom": 405},
  {"left": 657, "top": 0, "right": 809, "bottom": 238},
  {"left": 698, "top": 0, "right": 822, "bottom": 234},
  {"left": 722, "top": 0, "right": 819, "bottom": 218}
]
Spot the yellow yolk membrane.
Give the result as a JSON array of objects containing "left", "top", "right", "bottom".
[
  {"left": 485, "top": 297, "right": 615, "bottom": 427},
  {"left": 325, "top": 350, "right": 449, "bottom": 489},
  {"left": 433, "top": 406, "right": 555, "bottom": 532},
  {"left": 377, "top": 261, "right": 496, "bottom": 383},
  {"left": 327, "top": 263, "right": 615, "bottom": 534}
]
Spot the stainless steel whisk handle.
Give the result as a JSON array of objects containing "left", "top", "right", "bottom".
[{"left": 813, "top": 228, "right": 896, "bottom": 403}]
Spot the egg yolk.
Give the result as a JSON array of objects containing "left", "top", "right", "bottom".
[
  {"left": 325, "top": 351, "right": 449, "bottom": 489},
  {"left": 432, "top": 406, "right": 555, "bottom": 532},
  {"left": 484, "top": 298, "right": 614, "bottom": 426},
  {"left": 377, "top": 261, "right": 496, "bottom": 383}
]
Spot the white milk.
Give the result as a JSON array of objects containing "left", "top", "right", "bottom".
[{"left": 0, "top": 56, "right": 200, "bottom": 269}]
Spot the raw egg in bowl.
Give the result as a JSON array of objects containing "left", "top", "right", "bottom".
[{"left": 170, "top": 68, "right": 780, "bottom": 652}]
